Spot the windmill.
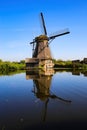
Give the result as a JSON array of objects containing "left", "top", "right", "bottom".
[{"left": 25, "top": 12, "right": 70, "bottom": 69}]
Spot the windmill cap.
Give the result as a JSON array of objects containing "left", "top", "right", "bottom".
[{"left": 35, "top": 35, "right": 48, "bottom": 42}]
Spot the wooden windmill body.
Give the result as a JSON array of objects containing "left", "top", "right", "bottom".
[{"left": 25, "top": 13, "right": 70, "bottom": 69}]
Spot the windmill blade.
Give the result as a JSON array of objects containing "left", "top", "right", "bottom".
[
  {"left": 40, "top": 12, "right": 47, "bottom": 35},
  {"left": 30, "top": 39, "right": 35, "bottom": 44},
  {"left": 30, "top": 41, "right": 35, "bottom": 44},
  {"left": 49, "top": 28, "right": 70, "bottom": 40}
]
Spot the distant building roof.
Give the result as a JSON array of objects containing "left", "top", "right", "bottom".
[{"left": 72, "top": 60, "right": 80, "bottom": 63}]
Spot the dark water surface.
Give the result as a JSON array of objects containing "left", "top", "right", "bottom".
[{"left": 0, "top": 70, "right": 87, "bottom": 130}]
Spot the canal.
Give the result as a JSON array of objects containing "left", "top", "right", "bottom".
[{"left": 0, "top": 69, "right": 87, "bottom": 130}]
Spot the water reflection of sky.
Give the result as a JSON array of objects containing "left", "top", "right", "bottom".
[{"left": 0, "top": 71, "right": 87, "bottom": 129}]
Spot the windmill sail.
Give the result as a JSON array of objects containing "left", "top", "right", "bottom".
[
  {"left": 40, "top": 12, "right": 47, "bottom": 35},
  {"left": 49, "top": 28, "right": 70, "bottom": 40}
]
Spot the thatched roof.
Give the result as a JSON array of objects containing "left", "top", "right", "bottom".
[{"left": 35, "top": 35, "right": 48, "bottom": 42}]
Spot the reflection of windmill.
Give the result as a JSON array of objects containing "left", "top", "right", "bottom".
[
  {"left": 32, "top": 74, "right": 71, "bottom": 122},
  {"left": 26, "top": 69, "right": 71, "bottom": 122},
  {"left": 25, "top": 12, "right": 70, "bottom": 69}
]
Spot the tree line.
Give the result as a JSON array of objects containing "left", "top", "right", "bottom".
[{"left": 53, "top": 59, "right": 87, "bottom": 69}]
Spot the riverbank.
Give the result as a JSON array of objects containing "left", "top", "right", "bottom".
[{"left": 0, "top": 59, "right": 87, "bottom": 72}]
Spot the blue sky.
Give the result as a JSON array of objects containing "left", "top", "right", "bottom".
[{"left": 0, "top": 0, "right": 87, "bottom": 61}]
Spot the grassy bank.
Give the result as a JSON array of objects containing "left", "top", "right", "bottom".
[{"left": 0, "top": 59, "right": 25, "bottom": 71}]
